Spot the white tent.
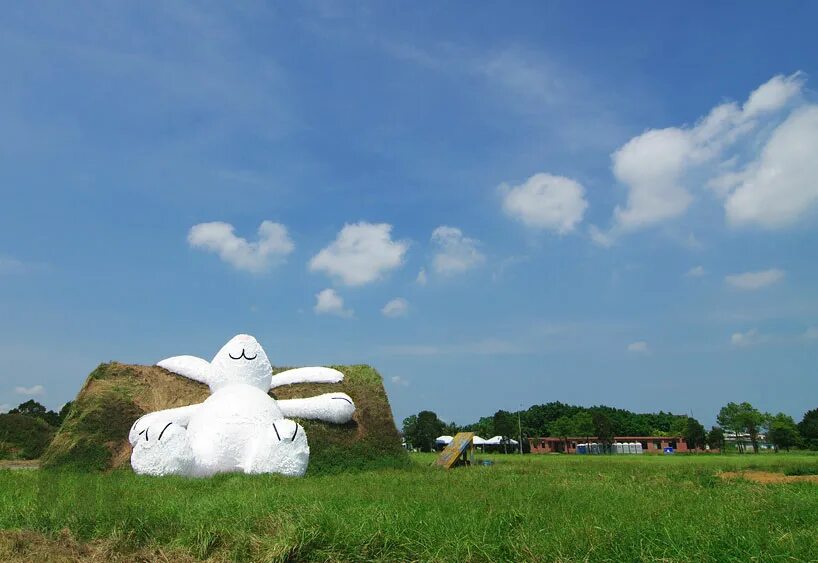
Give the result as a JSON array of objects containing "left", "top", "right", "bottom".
[
  {"left": 472, "top": 436, "right": 487, "bottom": 445},
  {"left": 484, "top": 435, "right": 519, "bottom": 445},
  {"left": 435, "top": 435, "right": 453, "bottom": 445}
]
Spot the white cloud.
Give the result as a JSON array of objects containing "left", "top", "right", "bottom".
[
  {"left": 312, "top": 289, "right": 353, "bottom": 319},
  {"left": 430, "top": 226, "right": 485, "bottom": 276},
  {"left": 390, "top": 375, "right": 410, "bottom": 387},
  {"left": 0, "top": 257, "right": 47, "bottom": 275},
  {"left": 596, "top": 72, "right": 805, "bottom": 238},
  {"left": 309, "top": 222, "right": 408, "bottom": 286},
  {"left": 188, "top": 220, "right": 294, "bottom": 273},
  {"left": 725, "top": 105, "right": 818, "bottom": 228},
  {"left": 313, "top": 288, "right": 353, "bottom": 318},
  {"left": 731, "top": 329, "right": 765, "bottom": 348},
  {"left": 627, "top": 341, "right": 649, "bottom": 353},
  {"left": 15, "top": 384, "right": 44, "bottom": 396},
  {"left": 588, "top": 225, "right": 615, "bottom": 248},
  {"left": 501, "top": 173, "right": 588, "bottom": 233},
  {"left": 416, "top": 268, "right": 428, "bottom": 286},
  {"left": 381, "top": 298, "right": 408, "bottom": 318},
  {"left": 804, "top": 327, "right": 818, "bottom": 341},
  {"left": 682, "top": 233, "right": 703, "bottom": 250},
  {"left": 0, "top": 257, "right": 30, "bottom": 275},
  {"left": 492, "top": 255, "right": 530, "bottom": 282},
  {"left": 686, "top": 265, "right": 706, "bottom": 277},
  {"left": 612, "top": 127, "right": 695, "bottom": 231},
  {"left": 725, "top": 269, "right": 784, "bottom": 290},
  {"left": 743, "top": 72, "right": 805, "bottom": 118}
]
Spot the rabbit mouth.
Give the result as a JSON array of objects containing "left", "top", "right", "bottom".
[{"left": 228, "top": 349, "right": 258, "bottom": 361}]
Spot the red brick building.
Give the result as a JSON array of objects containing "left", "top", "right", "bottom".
[{"left": 529, "top": 436, "right": 693, "bottom": 454}]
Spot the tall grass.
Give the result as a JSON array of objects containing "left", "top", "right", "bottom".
[{"left": 2, "top": 453, "right": 818, "bottom": 561}]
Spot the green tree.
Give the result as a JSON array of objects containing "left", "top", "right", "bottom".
[
  {"left": 463, "top": 416, "right": 494, "bottom": 439},
  {"left": 57, "top": 401, "right": 73, "bottom": 425},
  {"left": 10, "top": 400, "right": 47, "bottom": 419},
  {"left": 550, "top": 416, "right": 574, "bottom": 453},
  {"left": 707, "top": 426, "right": 725, "bottom": 452},
  {"left": 767, "top": 413, "right": 800, "bottom": 452},
  {"left": 669, "top": 416, "right": 689, "bottom": 438},
  {"left": 684, "top": 417, "right": 707, "bottom": 451},
  {"left": 736, "top": 403, "right": 766, "bottom": 453},
  {"left": 402, "top": 411, "right": 446, "bottom": 452},
  {"left": 571, "top": 412, "right": 595, "bottom": 453},
  {"left": 798, "top": 408, "right": 818, "bottom": 450},
  {"left": 9, "top": 400, "right": 61, "bottom": 427},
  {"left": 717, "top": 402, "right": 746, "bottom": 453},
  {"left": 592, "top": 412, "right": 614, "bottom": 453},
  {"left": 493, "top": 410, "right": 517, "bottom": 453},
  {"left": 401, "top": 415, "right": 417, "bottom": 447},
  {"left": 0, "top": 413, "right": 55, "bottom": 459}
]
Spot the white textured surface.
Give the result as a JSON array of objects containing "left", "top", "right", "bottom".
[
  {"left": 132, "top": 334, "right": 353, "bottom": 478},
  {"left": 278, "top": 393, "right": 356, "bottom": 424},
  {"left": 270, "top": 366, "right": 345, "bottom": 389},
  {"left": 129, "top": 404, "right": 201, "bottom": 445},
  {"left": 208, "top": 334, "right": 274, "bottom": 392},
  {"left": 244, "top": 418, "right": 309, "bottom": 477},
  {"left": 131, "top": 422, "right": 195, "bottom": 477},
  {"left": 155, "top": 356, "right": 211, "bottom": 386}
]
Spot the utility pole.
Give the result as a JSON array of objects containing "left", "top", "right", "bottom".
[{"left": 517, "top": 408, "right": 523, "bottom": 455}]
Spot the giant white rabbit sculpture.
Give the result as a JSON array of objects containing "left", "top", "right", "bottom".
[{"left": 128, "top": 334, "right": 355, "bottom": 477}]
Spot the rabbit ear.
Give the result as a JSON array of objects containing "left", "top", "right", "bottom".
[
  {"left": 157, "top": 355, "right": 212, "bottom": 386},
  {"left": 270, "top": 367, "right": 344, "bottom": 389}
]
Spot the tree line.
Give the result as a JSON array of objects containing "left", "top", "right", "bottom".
[
  {"left": 0, "top": 400, "right": 72, "bottom": 460},
  {"left": 402, "top": 401, "right": 818, "bottom": 454}
]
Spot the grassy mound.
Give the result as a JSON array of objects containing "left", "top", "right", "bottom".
[
  {"left": 0, "top": 414, "right": 55, "bottom": 460},
  {"left": 41, "top": 363, "right": 408, "bottom": 474}
]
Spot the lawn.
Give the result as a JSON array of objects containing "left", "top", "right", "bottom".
[{"left": 2, "top": 452, "right": 818, "bottom": 562}]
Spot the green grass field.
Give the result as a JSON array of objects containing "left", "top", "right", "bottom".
[{"left": 2, "top": 452, "right": 818, "bottom": 562}]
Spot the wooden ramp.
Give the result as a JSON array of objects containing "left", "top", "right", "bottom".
[{"left": 434, "top": 432, "right": 475, "bottom": 469}]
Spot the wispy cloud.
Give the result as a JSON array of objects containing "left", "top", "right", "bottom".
[
  {"left": 313, "top": 289, "right": 353, "bottom": 318},
  {"left": 627, "top": 341, "right": 649, "bottom": 353},
  {"left": 368, "top": 39, "right": 628, "bottom": 150},
  {"left": 430, "top": 226, "right": 484, "bottom": 276},
  {"left": 731, "top": 329, "right": 767, "bottom": 348},
  {"left": 725, "top": 269, "right": 784, "bottom": 290},
  {"left": 379, "top": 338, "right": 525, "bottom": 357},
  {"left": 415, "top": 268, "right": 428, "bottom": 286},
  {"left": 0, "top": 257, "right": 48, "bottom": 275},
  {"left": 381, "top": 298, "right": 409, "bottom": 318},
  {"left": 390, "top": 375, "right": 410, "bottom": 387},
  {"left": 14, "top": 384, "right": 44, "bottom": 396},
  {"left": 686, "top": 265, "right": 706, "bottom": 277}
]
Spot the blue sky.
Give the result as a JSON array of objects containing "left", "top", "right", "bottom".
[{"left": 1, "top": 3, "right": 817, "bottom": 428}]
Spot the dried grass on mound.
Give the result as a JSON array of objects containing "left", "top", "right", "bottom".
[
  {"left": 0, "top": 459, "right": 39, "bottom": 470},
  {"left": 0, "top": 529, "right": 197, "bottom": 563},
  {"left": 719, "top": 470, "right": 818, "bottom": 484},
  {"left": 41, "top": 362, "right": 407, "bottom": 474}
]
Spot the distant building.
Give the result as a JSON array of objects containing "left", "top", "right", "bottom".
[
  {"left": 528, "top": 436, "right": 702, "bottom": 454},
  {"left": 723, "top": 432, "right": 772, "bottom": 450}
]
